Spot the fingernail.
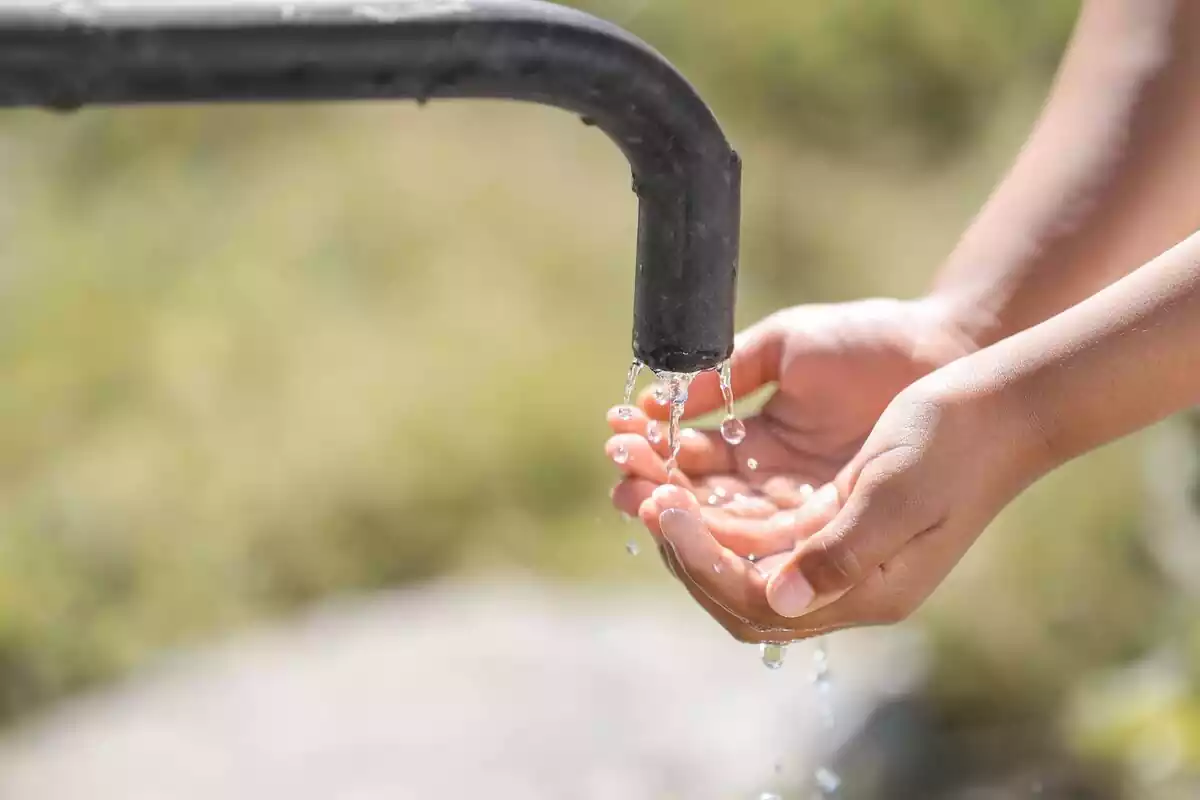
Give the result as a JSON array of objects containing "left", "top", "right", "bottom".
[
  {"left": 767, "top": 570, "right": 815, "bottom": 618},
  {"left": 659, "top": 507, "right": 695, "bottom": 537},
  {"left": 615, "top": 405, "right": 635, "bottom": 420},
  {"left": 653, "top": 484, "right": 683, "bottom": 507}
]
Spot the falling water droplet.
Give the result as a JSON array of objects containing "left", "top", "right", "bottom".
[
  {"left": 720, "top": 416, "right": 747, "bottom": 446},
  {"left": 760, "top": 643, "right": 787, "bottom": 670},
  {"left": 612, "top": 445, "right": 630, "bottom": 465},
  {"left": 718, "top": 360, "right": 736, "bottom": 411},
  {"left": 658, "top": 371, "right": 695, "bottom": 471},
  {"left": 620, "top": 512, "right": 632, "bottom": 522},
  {"left": 646, "top": 421, "right": 663, "bottom": 445},
  {"left": 812, "top": 637, "right": 836, "bottom": 731},
  {"left": 623, "top": 361, "right": 643, "bottom": 405},
  {"left": 652, "top": 384, "right": 669, "bottom": 405},
  {"left": 616, "top": 406, "right": 634, "bottom": 420},
  {"left": 747, "top": 457, "right": 759, "bottom": 471},
  {"left": 814, "top": 766, "right": 842, "bottom": 794},
  {"left": 716, "top": 360, "right": 747, "bottom": 446},
  {"left": 625, "top": 540, "right": 640, "bottom": 556}
]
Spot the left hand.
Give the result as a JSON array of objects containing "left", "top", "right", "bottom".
[{"left": 606, "top": 371, "right": 1045, "bottom": 643}]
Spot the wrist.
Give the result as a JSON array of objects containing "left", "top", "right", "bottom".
[
  {"left": 908, "top": 293, "right": 988, "bottom": 367},
  {"left": 918, "top": 291, "right": 1002, "bottom": 352},
  {"left": 913, "top": 352, "right": 1062, "bottom": 491}
]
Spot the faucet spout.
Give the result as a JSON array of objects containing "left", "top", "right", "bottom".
[{"left": 0, "top": 0, "right": 740, "bottom": 373}]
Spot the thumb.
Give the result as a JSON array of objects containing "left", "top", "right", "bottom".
[
  {"left": 766, "top": 450, "right": 925, "bottom": 617},
  {"left": 639, "top": 314, "right": 785, "bottom": 420}
]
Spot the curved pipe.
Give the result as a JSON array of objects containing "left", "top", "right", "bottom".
[{"left": 0, "top": 0, "right": 740, "bottom": 373}]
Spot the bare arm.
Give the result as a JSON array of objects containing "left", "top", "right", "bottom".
[
  {"left": 957, "top": 228, "right": 1200, "bottom": 473},
  {"left": 933, "top": 0, "right": 1200, "bottom": 347}
]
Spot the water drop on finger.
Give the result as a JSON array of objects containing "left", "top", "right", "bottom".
[
  {"left": 612, "top": 445, "right": 630, "bottom": 465},
  {"left": 646, "top": 421, "right": 663, "bottom": 445}
]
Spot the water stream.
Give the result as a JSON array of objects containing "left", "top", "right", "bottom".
[{"left": 617, "top": 358, "right": 840, "bottom": 798}]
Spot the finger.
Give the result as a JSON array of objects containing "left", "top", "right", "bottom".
[
  {"left": 766, "top": 451, "right": 931, "bottom": 618},
  {"left": 653, "top": 485, "right": 777, "bottom": 624},
  {"left": 695, "top": 476, "right": 754, "bottom": 507},
  {"left": 638, "top": 315, "right": 784, "bottom": 421},
  {"left": 655, "top": 538, "right": 776, "bottom": 642},
  {"left": 611, "top": 477, "right": 656, "bottom": 518},
  {"left": 672, "top": 427, "right": 736, "bottom": 475},
  {"left": 606, "top": 433, "right": 668, "bottom": 483},
  {"left": 607, "top": 405, "right": 670, "bottom": 458},
  {"left": 770, "top": 528, "right": 953, "bottom": 637},
  {"left": 702, "top": 493, "right": 831, "bottom": 558},
  {"left": 717, "top": 493, "right": 778, "bottom": 518}
]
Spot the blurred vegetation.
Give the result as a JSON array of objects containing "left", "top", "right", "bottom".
[{"left": 0, "top": 0, "right": 1196, "bottom": 795}]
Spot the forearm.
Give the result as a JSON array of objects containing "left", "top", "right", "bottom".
[
  {"left": 931, "top": 0, "right": 1200, "bottom": 347},
  {"left": 962, "top": 230, "right": 1200, "bottom": 474}
]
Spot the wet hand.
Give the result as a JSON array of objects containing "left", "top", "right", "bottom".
[
  {"left": 612, "top": 375, "right": 1045, "bottom": 642},
  {"left": 604, "top": 298, "right": 1002, "bottom": 640}
]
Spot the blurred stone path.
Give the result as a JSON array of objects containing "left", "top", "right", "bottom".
[{"left": 0, "top": 578, "right": 925, "bottom": 799}]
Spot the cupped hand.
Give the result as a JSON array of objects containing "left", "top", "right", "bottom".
[{"left": 604, "top": 297, "right": 1027, "bottom": 641}]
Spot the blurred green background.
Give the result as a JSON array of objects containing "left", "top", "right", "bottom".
[{"left": 0, "top": 0, "right": 1196, "bottom": 795}]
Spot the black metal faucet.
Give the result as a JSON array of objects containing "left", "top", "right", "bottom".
[{"left": 0, "top": 0, "right": 740, "bottom": 374}]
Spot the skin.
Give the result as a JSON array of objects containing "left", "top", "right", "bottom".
[{"left": 604, "top": 0, "right": 1200, "bottom": 643}]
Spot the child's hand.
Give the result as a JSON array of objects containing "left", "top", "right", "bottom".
[
  {"left": 627, "top": 376, "right": 1041, "bottom": 643},
  {"left": 604, "top": 298, "right": 1016, "bottom": 641}
]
